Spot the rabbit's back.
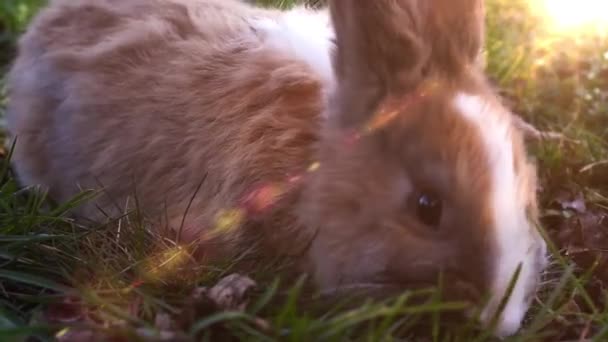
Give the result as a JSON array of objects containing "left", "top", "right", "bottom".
[{"left": 7, "top": 0, "right": 326, "bottom": 242}]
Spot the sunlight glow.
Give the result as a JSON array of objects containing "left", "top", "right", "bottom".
[{"left": 534, "top": 0, "right": 608, "bottom": 34}]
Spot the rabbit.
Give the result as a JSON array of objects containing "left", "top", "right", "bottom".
[{"left": 6, "top": 0, "right": 547, "bottom": 337}]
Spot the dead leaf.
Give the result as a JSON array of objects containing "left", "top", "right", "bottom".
[{"left": 207, "top": 274, "right": 257, "bottom": 311}]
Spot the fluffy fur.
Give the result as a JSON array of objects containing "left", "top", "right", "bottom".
[
  {"left": 251, "top": 6, "right": 335, "bottom": 94},
  {"left": 6, "top": 0, "right": 546, "bottom": 337}
]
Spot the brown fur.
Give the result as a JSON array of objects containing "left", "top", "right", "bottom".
[
  {"left": 7, "top": 0, "right": 540, "bottom": 323},
  {"left": 8, "top": 0, "right": 317, "bottom": 255}
]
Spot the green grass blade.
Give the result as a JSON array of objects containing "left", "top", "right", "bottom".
[{"left": 0, "top": 270, "right": 71, "bottom": 292}]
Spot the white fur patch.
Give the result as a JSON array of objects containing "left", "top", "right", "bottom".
[
  {"left": 453, "top": 93, "right": 542, "bottom": 337},
  {"left": 250, "top": 7, "right": 335, "bottom": 93}
]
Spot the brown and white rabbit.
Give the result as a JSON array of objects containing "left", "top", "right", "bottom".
[{"left": 6, "top": 0, "right": 547, "bottom": 336}]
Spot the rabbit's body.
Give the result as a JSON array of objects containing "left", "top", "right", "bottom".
[
  {"left": 8, "top": 0, "right": 333, "bottom": 247},
  {"left": 7, "top": 0, "right": 547, "bottom": 337}
]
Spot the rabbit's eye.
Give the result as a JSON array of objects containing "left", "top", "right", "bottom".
[{"left": 416, "top": 192, "right": 442, "bottom": 227}]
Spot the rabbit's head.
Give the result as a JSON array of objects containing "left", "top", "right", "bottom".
[{"left": 299, "top": 0, "right": 547, "bottom": 336}]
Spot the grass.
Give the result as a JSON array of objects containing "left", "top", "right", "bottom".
[{"left": 1, "top": 0, "right": 608, "bottom": 341}]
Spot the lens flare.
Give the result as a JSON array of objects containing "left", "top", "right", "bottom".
[
  {"left": 364, "top": 110, "right": 399, "bottom": 134},
  {"left": 241, "top": 183, "right": 287, "bottom": 214}
]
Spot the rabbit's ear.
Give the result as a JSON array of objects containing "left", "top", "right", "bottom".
[
  {"left": 329, "top": 1, "right": 428, "bottom": 108},
  {"left": 328, "top": 0, "right": 484, "bottom": 127},
  {"left": 423, "top": 0, "right": 485, "bottom": 70}
]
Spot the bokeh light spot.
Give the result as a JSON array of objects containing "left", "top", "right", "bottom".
[
  {"left": 212, "top": 208, "right": 245, "bottom": 236},
  {"left": 307, "top": 162, "right": 320, "bottom": 172},
  {"left": 56, "top": 328, "right": 70, "bottom": 338}
]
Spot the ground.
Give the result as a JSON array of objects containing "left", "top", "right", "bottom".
[{"left": 0, "top": 0, "right": 607, "bottom": 341}]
